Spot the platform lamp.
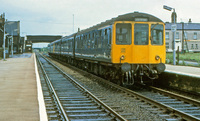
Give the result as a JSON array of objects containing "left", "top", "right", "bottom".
[{"left": 163, "top": 5, "right": 177, "bottom": 65}]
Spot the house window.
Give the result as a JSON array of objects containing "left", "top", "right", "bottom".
[
  {"left": 184, "top": 32, "right": 188, "bottom": 40},
  {"left": 175, "top": 32, "right": 179, "bottom": 39},
  {"left": 165, "top": 42, "right": 169, "bottom": 49},
  {"left": 194, "top": 32, "right": 197, "bottom": 40},
  {"left": 191, "top": 44, "right": 194, "bottom": 49},
  {"left": 165, "top": 32, "right": 169, "bottom": 40},
  {"left": 196, "top": 44, "right": 198, "bottom": 49}
]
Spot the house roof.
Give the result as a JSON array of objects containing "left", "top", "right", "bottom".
[{"left": 165, "top": 23, "right": 200, "bottom": 30}]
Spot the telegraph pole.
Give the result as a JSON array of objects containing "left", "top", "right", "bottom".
[
  {"left": 181, "top": 22, "right": 185, "bottom": 53},
  {"left": 2, "top": 13, "right": 6, "bottom": 60},
  {"left": 172, "top": 9, "right": 177, "bottom": 65},
  {"left": 73, "top": 14, "right": 74, "bottom": 33},
  {"left": 163, "top": 5, "right": 177, "bottom": 65}
]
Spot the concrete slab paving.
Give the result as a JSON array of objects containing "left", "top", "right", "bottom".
[
  {"left": 166, "top": 64, "right": 200, "bottom": 77},
  {"left": 0, "top": 53, "right": 42, "bottom": 121}
]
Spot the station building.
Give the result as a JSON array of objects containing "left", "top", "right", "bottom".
[
  {"left": 165, "top": 22, "right": 200, "bottom": 52},
  {"left": 5, "top": 21, "right": 21, "bottom": 54},
  {"left": 0, "top": 13, "right": 22, "bottom": 58}
]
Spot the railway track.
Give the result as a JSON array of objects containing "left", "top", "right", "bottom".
[
  {"left": 48, "top": 56, "right": 200, "bottom": 121},
  {"left": 94, "top": 78, "right": 200, "bottom": 120},
  {"left": 97, "top": 78, "right": 200, "bottom": 120},
  {"left": 36, "top": 53, "right": 127, "bottom": 121}
]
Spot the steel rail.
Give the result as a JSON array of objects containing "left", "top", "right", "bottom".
[
  {"left": 105, "top": 81, "right": 200, "bottom": 121},
  {"left": 149, "top": 86, "right": 200, "bottom": 107},
  {"left": 47, "top": 55, "right": 200, "bottom": 120},
  {"left": 36, "top": 54, "right": 70, "bottom": 121},
  {"left": 40, "top": 53, "right": 127, "bottom": 121},
  {"left": 66, "top": 66, "right": 200, "bottom": 121}
]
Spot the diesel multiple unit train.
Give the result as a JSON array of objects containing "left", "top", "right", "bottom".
[{"left": 48, "top": 12, "right": 166, "bottom": 85}]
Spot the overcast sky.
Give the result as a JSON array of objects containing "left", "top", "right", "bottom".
[{"left": 1, "top": 0, "right": 200, "bottom": 36}]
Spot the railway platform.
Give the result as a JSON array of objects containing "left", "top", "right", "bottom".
[
  {"left": 162, "top": 64, "right": 200, "bottom": 93},
  {"left": 166, "top": 64, "right": 200, "bottom": 77},
  {"left": 0, "top": 53, "right": 47, "bottom": 121}
]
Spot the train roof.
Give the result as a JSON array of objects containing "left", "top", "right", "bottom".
[
  {"left": 50, "top": 38, "right": 61, "bottom": 45},
  {"left": 51, "top": 12, "right": 163, "bottom": 42},
  {"left": 115, "top": 11, "right": 163, "bottom": 22},
  {"left": 77, "top": 11, "right": 163, "bottom": 35}
]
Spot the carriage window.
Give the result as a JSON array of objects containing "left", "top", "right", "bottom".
[
  {"left": 151, "top": 24, "right": 163, "bottom": 45},
  {"left": 116, "top": 23, "right": 132, "bottom": 45},
  {"left": 108, "top": 28, "right": 112, "bottom": 45},
  {"left": 134, "top": 24, "right": 148, "bottom": 45},
  {"left": 105, "top": 29, "right": 107, "bottom": 35},
  {"left": 98, "top": 30, "right": 102, "bottom": 48}
]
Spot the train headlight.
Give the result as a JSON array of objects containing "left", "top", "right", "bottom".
[
  {"left": 121, "top": 55, "right": 125, "bottom": 60},
  {"left": 155, "top": 55, "right": 160, "bottom": 60}
]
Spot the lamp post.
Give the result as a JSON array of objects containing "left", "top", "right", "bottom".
[
  {"left": 3, "top": 29, "right": 6, "bottom": 60},
  {"left": 163, "top": 5, "right": 177, "bottom": 65},
  {"left": 1, "top": 13, "right": 6, "bottom": 60},
  {"left": 11, "top": 29, "right": 18, "bottom": 57}
]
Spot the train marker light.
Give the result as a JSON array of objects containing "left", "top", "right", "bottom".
[
  {"left": 121, "top": 55, "right": 125, "bottom": 60},
  {"left": 155, "top": 55, "right": 160, "bottom": 60}
]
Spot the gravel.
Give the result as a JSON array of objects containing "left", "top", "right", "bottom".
[{"left": 47, "top": 58, "right": 168, "bottom": 121}]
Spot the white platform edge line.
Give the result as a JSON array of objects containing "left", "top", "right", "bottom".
[{"left": 34, "top": 53, "right": 48, "bottom": 121}]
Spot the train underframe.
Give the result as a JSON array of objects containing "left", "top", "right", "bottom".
[{"left": 50, "top": 53, "right": 165, "bottom": 86}]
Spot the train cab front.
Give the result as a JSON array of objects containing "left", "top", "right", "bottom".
[{"left": 111, "top": 20, "right": 166, "bottom": 85}]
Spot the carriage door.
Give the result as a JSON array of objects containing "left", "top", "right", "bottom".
[
  {"left": 112, "top": 22, "right": 132, "bottom": 63},
  {"left": 133, "top": 23, "right": 149, "bottom": 63},
  {"left": 149, "top": 24, "right": 165, "bottom": 63}
]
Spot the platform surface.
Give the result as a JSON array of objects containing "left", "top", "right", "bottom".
[
  {"left": 166, "top": 64, "right": 200, "bottom": 77},
  {"left": 0, "top": 53, "right": 40, "bottom": 120}
]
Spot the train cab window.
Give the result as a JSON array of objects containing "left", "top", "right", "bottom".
[
  {"left": 151, "top": 24, "right": 163, "bottom": 45},
  {"left": 116, "top": 23, "right": 132, "bottom": 45},
  {"left": 134, "top": 24, "right": 148, "bottom": 45}
]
